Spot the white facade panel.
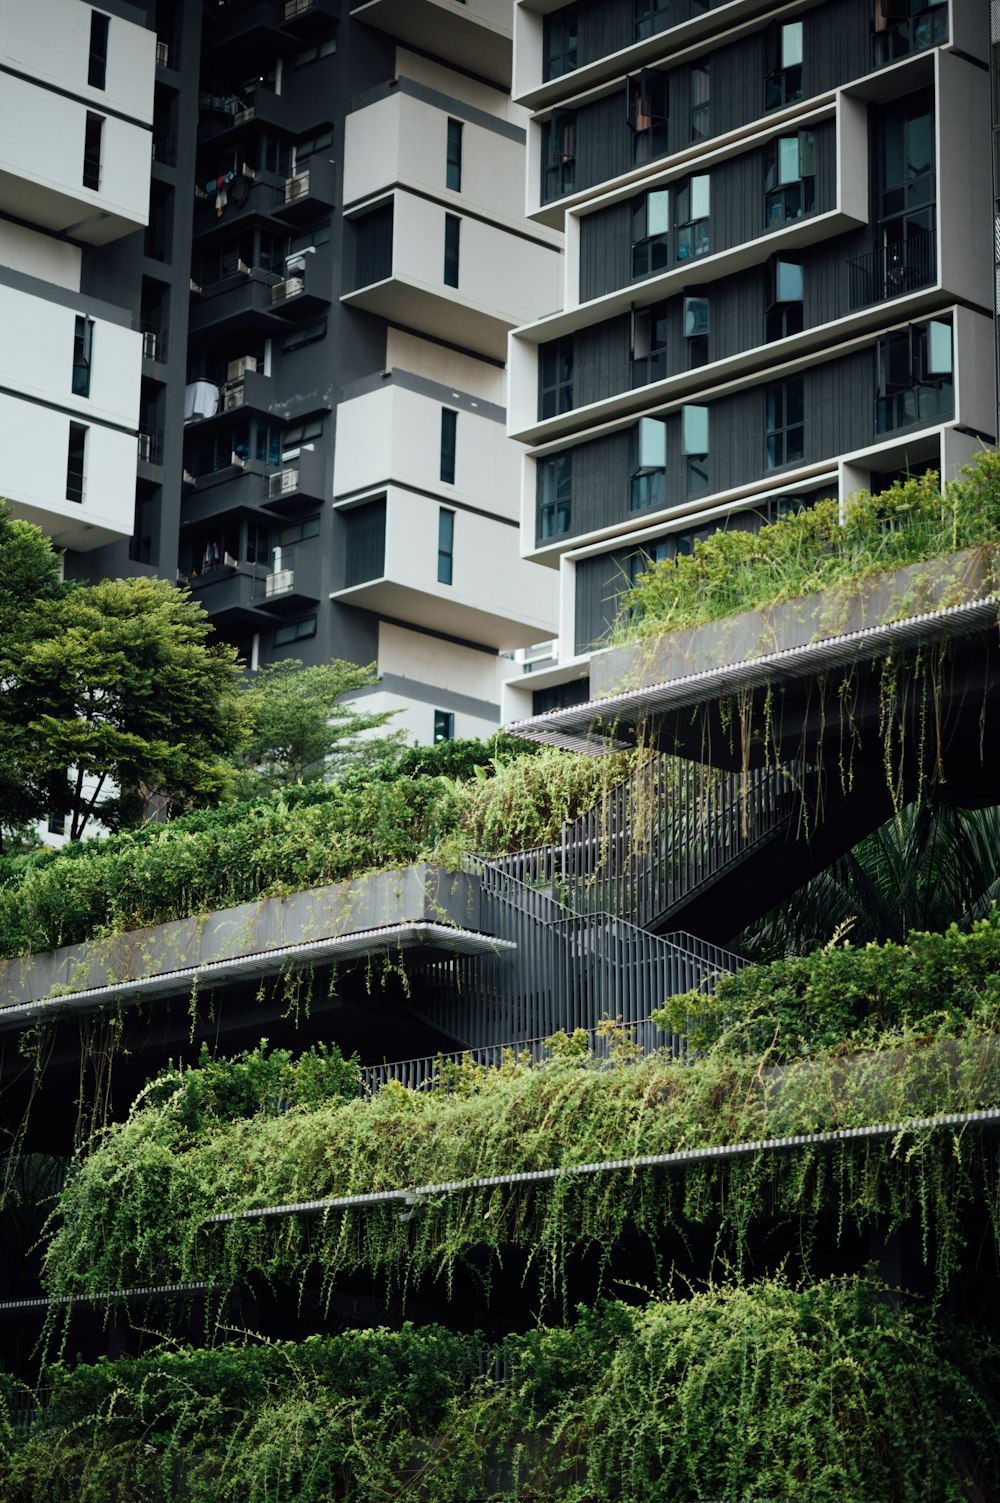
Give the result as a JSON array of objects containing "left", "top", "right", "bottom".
[
  {"left": 0, "top": 0, "right": 155, "bottom": 124},
  {"left": 0, "top": 75, "right": 150, "bottom": 240},
  {"left": 333, "top": 385, "right": 520, "bottom": 522},
  {"left": 0, "top": 220, "right": 81, "bottom": 291},
  {"left": 0, "top": 285, "right": 141, "bottom": 430},
  {"left": 0, "top": 393, "right": 136, "bottom": 549}
]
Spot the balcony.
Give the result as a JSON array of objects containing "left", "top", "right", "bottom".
[
  {"left": 350, "top": 0, "right": 511, "bottom": 87},
  {"left": 181, "top": 464, "right": 277, "bottom": 527},
  {"left": 872, "top": 5, "right": 948, "bottom": 68},
  {"left": 257, "top": 543, "right": 322, "bottom": 610},
  {"left": 186, "top": 562, "right": 274, "bottom": 626},
  {"left": 848, "top": 230, "right": 936, "bottom": 312},
  {"left": 282, "top": 0, "right": 341, "bottom": 34},
  {"left": 188, "top": 272, "right": 292, "bottom": 339},
  {"left": 273, "top": 156, "right": 337, "bottom": 223},
  {"left": 197, "top": 87, "right": 319, "bottom": 147},
  {"left": 269, "top": 246, "right": 333, "bottom": 315},
  {"left": 192, "top": 167, "right": 285, "bottom": 238},
  {"left": 263, "top": 448, "right": 328, "bottom": 513}
]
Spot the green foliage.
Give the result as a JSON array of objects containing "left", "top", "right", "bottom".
[
  {"left": 660, "top": 908, "right": 1000, "bottom": 1055},
  {"left": 0, "top": 746, "right": 612, "bottom": 958},
  {"left": 15, "top": 576, "right": 245, "bottom": 839},
  {"left": 745, "top": 802, "right": 1000, "bottom": 956},
  {"left": 43, "top": 1013, "right": 1000, "bottom": 1308},
  {"left": 622, "top": 452, "right": 1000, "bottom": 641},
  {"left": 232, "top": 658, "right": 404, "bottom": 793},
  {"left": 1, "top": 1281, "right": 995, "bottom": 1501},
  {"left": 142, "top": 1039, "right": 360, "bottom": 1130}
]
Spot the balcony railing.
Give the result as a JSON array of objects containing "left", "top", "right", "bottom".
[
  {"left": 847, "top": 229, "right": 935, "bottom": 311},
  {"left": 141, "top": 325, "right": 168, "bottom": 362},
  {"left": 872, "top": 6, "right": 948, "bottom": 69},
  {"left": 152, "top": 129, "right": 177, "bottom": 167},
  {"left": 875, "top": 377, "right": 953, "bottom": 436},
  {"left": 137, "top": 429, "right": 164, "bottom": 466}
]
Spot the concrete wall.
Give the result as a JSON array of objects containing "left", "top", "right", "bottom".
[
  {"left": 0, "top": 283, "right": 140, "bottom": 430},
  {"left": 0, "top": 0, "right": 155, "bottom": 125}
]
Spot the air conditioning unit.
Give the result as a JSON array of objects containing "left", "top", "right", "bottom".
[
  {"left": 237, "top": 258, "right": 252, "bottom": 276},
  {"left": 270, "top": 276, "right": 304, "bottom": 306},
  {"left": 284, "top": 171, "right": 309, "bottom": 203},
  {"left": 230, "top": 452, "right": 246, "bottom": 470},
  {"left": 268, "top": 468, "right": 298, "bottom": 499},
  {"left": 223, "top": 384, "right": 245, "bottom": 412},
  {"left": 226, "top": 356, "right": 258, "bottom": 382},
  {"left": 233, "top": 106, "right": 255, "bottom": 126},
  {"left": 266, "top": 569, "right": 294, "bottom": 597},
  {"left": 142, "top": 330, "right": 159, "bottom": 361},
  {"left": 239, "top": 162, "right": 257, "bottom": 180}
]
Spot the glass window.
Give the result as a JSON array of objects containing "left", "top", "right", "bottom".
[
  {"left": 437, "top": 507, "right": 455, "bottom": 584},
  {"left": 875, "top": 318, "right": 953, "bottom": 433},
  {"left": 273, "top": 616, "right": 317, "bottom": 646},
  {"left": 765, "top": 21, "right": 803, "bottom": 111},
  {"left": 765, "top": 132, "right": 816, "bottom": 226},
  {"left": 543, "top": 5, "right": 578, "bottom": 81},
  {"left": 627, "top": 69, "right": 669, "bottom": 163},
  {"left": 766, "top": 257, "right": 804, "bottom": 342},
  {"left": 440, "top": 408, "right": 457, "bottom": 484},
  {"left": 765, "top": 378, "right": 805, "bottom": 469},
  {"left": 88, "top": 11, "right": 109, "bottom": 90},
  {"left": 66, "top": 423, "right": 87, "bottom": 503},
  {"left": 631, "top": 302, "right": 668, "bottom": 386},
  {"left": 72, "top": 316, "right": 94, "bottom": 397},
  {"left": 676, "top": 175, "right": 710, "bottom": 261},
  {"left": 446, "top": 119, "right": 463, "bottom": 193},
  {"left": 434, "top": 710, "right": 455, "bottom": 743},
  {"left": 631, "top": 417, "right": 666, "bottom": 512},
  {"left": 634, "top": 0, "right": 670, "bottom": 42},
  {"left": 541, "top": 110, "right": 576, "bottom": 201},
  {"left": 538, "top": 453, "right": 572, "bottom": 538},
  {"left": 444, "top": 214, "right": 460, "bottom": 287},
  {"left": 689, "top": 65, "right": 710, "bottom": 142},
  {"left": 83, "top": 113, "right": 103, "bottom": 190},
  {"left": 683, "top": 294, "right": 710, "bottom": 367},
  {"left": 631, "top": 189, "right": 670, "bottom": 278},
  {"left": 539, "top": 336, "right": 574, "bottom": 418},
  {"left": 283, "top": 318, "right": 327, "bottom": 352}
]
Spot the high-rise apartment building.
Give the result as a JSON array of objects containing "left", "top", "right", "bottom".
[
  {"left": 501, "top": 0, "right": 994, "bottom": 722},
  {"left": 0, "top": 0, "right": 561, "bottom": 747}
]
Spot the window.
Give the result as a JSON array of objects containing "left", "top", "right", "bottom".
[
  {"left": 631, "top": 188, "right": 669, "bottom": 279},
  {"left": 66, "top": 423, "right": 87, "bottom": 503},
  {"left": 765, "top": 378, "right": 805, "bottom": 469},
  {"left": 876, "top": 93, "right": 935, "bottom": 282},
  {"left": 290, "top": 224, "right": 331, "bottom": 256},
  {"left": 280, "top": 516, "right": 321, "bottom": 546},
  {"left": 543, "top": 5, "right": 577, "bottom": 81},
  {"left": 282, "top": 416, "right": 323, "bottom": 460},
  {"left": 538, "top": 454, "right": 572, "bottom": 539},
  {"left": 294, "top": 129, "right": 333, "bottom": 164},
  {"left": 765, "top": 131, "right": 815, "bottom": 226},
  {"left": 631, "top": 302, "right": 668, "bottom": 386},
  {"left": 765, "top": 258, "right": 804, "bottom": 342},
  {"left": 83, "top": 113, "right": 103, "bottom": 190},
  {"left": 627, "top": 69, "right": 669, "bottom": 163},
  {"left": 440, "top": 409, "right": 457, "bottom": 485},
  {"left": 683, "top": 294, "right": 709, "bottom": 367},
  {"left": 630, "top": 416, "right": 666, "bottom": 512},
  {"left": 689, "top": 65, "right": 710, "bottom": 143},
  {"left": 88, "top": 11, "right": 109, "bottom": 89},
  {"left": 675, "top": 174, "right": 710, "bottom": 261},
  {"left": 283, "top": 318, "right": 327, "bottom": 352},
  {"left": 765, "top": 21, "right": 803, "bottom": 112},
  {"left": 437, "top": 507, "right": 455, "bottom": 584},
  {"left": 874, "top": 0, "right": 948, "bottom": 67},
  {"left": 48, "top": 810, "right": 67, "bottom": 837},
  {"left": 541, "top": 110, "right": 576, "bottom": 200},
  {"left": 682, "top": 404, "right": 709, "bottom": 494},
  {"left": 539, "top": 336, "right": 574, "bottom": 418},
  {"left": 444, "top": 214, "right": 460, "bottom": 288},
  {"left": 634, "top": 0, "right": 670, "bottom": 42},
  {"left": 72, "top": 316, "right": 94, "bottom": 397},
  {"left": 273, "top": 616, "right": 317, "bottom": 646},
  {"left": 434, "top": 710, "right": 455, "bottom": 744},
  {"left": 875, "top": 318, "right": 953, "bottom": 434},
  {"left": 295, "top": 34, "right": 337, "bottom": 68},
  {"left": 446, "top": 119, "right": 463, "bottom": 192}
]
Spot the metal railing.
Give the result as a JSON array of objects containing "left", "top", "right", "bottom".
[
  {"left": 848, "top": 228, "right": 936, "bottom": 310},
  {"left": 489, "top": 756, "right": 802, "bottom": 934},
  {"left": 872, "top": 7, "right": 948, "bottom": 69}
]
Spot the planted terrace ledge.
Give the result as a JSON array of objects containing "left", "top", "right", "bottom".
[
  {"left": 0, "top": 864, "right": 499, "bottom": 1030},
  {"left": 510, "top": 544, "right": 1000, "bottom": 780}
]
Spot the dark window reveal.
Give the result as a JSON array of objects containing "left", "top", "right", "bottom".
[{"left": 88, "top": 10, "right": 109, "bottom": 90}]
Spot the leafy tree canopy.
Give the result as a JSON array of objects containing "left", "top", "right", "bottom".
[
  {"left": 15, "top": 576, "right": 244, "bottom": 840},
  {"left": 232, "top": 658, "right": 403, "bottom": 794}
]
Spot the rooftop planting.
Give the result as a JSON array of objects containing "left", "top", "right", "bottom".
[
  {"left": 2, "top": 1278, "right": 994, "bottom": 1502},
  {"left": 619, "top": 450, "right": 1000, "bottom": 644}
]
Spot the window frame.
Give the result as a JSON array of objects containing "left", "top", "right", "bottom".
[
  {"left": 72, "top": 315, "right": 94, "bottom": 397},
  {"left": 764, "top": 376, "right": 805, "bottom": 470},
  {"left": 66, "top": 422, "right": 87, "bottom": 503},
  {"left": 764, "top": 20, "right": 803, "bottom": 112},
  {"left": 437, "top": 506, "right": 455, "bottom": 584},
  {"left": 446, "top": 118, "right": 463, "bottom": 193},
  {"left": 443, "top": 214, "right": 460, "bottom": 288},
  {"left": 627, "top": 68, "right": 669, "bottom": 163},
  {"left": 539, "top": 335, "right": 575, "bottom": 419},
  {"left": 83, "top": 113, "right": 103, "bottom": 191},
  {"left": 675, "top": 173, "right": 711, "bottom": 262},
  {"left": 537, "top": 453, "right": 573, "bottom": 539},
  {"left": 765, "top": 131, "right": 816, "bottom": 226},
  {"left": 542, "top": 4, "right": 578, "bottom": 82},
  {"left": 440, "top": 408, "right": 457, "bottom": 485},
  {"left": 765, "top": 256, "right": 804, "bottom": 342},
  {"left": 88, "top": 10, "right": 109, "bottom": 90},
  {"left": 541, "top": 109, "right": 576, "bottom": 200},
  {"left": 630, "top": 416, "right": 667, "bottom": 513},
  {"left": 631, "top": 187, "right": 670, "bottom": 279}
]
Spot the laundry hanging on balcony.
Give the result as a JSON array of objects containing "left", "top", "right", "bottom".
[{"left": 184, "top": 380, "right": 219, "bottom": 422}]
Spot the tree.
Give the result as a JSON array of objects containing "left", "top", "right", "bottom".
[
  {"left": 233, "top": 659, "right": 404, "bottom": 794},
  {"left": 15, "top": 576, "right": 245, "bottom": 839},
  {"left": 0, "top": 504, "right": 68, "bottom": 845}
]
